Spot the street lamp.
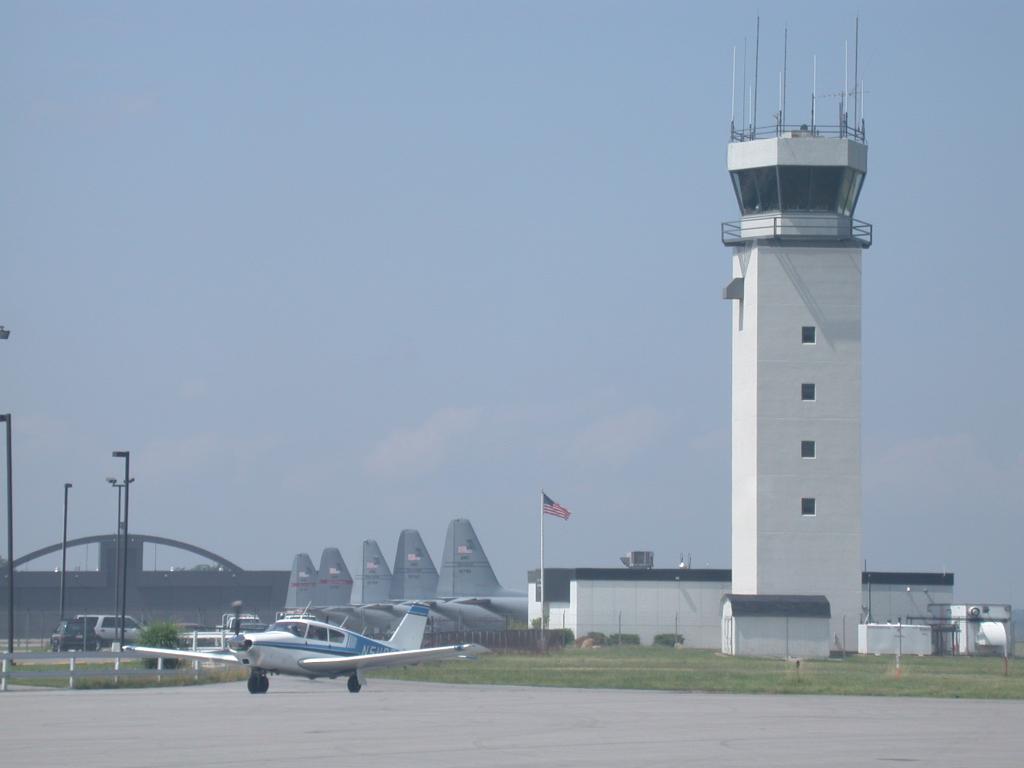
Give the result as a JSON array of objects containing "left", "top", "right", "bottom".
[
  {"left": 106, "top": 476, "right": 134, "bottom": 615},
  {"left": 58, "top": 483, "right": 72, "bottom": 624},
  {"left": 112, "top": 451, "right": 131, "bottom": 648},
  {"left": 1, "top": 414, "right": 12, "bottom": 656}
]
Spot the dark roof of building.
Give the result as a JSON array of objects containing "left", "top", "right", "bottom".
[
  {"left": 862, "top": 571, "right": 954, "bottom": 586},
  {"left": 527, "top": 568, "right": 732, "bottom": 584},
  {"left": 724, "top": 594, "right": 831, "bottom": 619}
]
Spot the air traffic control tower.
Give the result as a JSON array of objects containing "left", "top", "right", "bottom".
[{"left": 722, "top": 112, "right": 870, "bottom": 651}]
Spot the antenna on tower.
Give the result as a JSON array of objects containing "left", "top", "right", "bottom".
[
  {"left": 854, "top": 16, "right": 860, "bottom": 128},
  {"left": 731, "top": 46, "right": 736, "bottom": 130},
  {"left": 752, "top": 16, "right": 760, "bottom": 138},
  {"left": 844, "top": 39, "right": 849, "bottom": 125},
  {"left": 742, "top": 37, "right": 747, "bottom": 131},
  {"left": 782, "top": 26, "right": 788, "bottom": 128},
  {"left": 811, "top": 54, "right": 817, "bottom": 131}
]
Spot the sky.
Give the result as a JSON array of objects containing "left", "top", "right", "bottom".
[{"left": 2, "top": 2, "right": 1022, "bottom": 603}]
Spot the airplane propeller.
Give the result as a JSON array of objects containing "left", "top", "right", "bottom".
[{"left": 231, "top": 600, "right": 243, "bottom": 635}]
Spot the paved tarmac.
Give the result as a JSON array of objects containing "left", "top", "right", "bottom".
[{"left": 2, "top": 678, "right": 1022, "bottom": 767}]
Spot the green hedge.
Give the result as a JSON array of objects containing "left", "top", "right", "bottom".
[
  {"left": 607, "top": 633, "right": 641, "bottom": 645},
  {"left": 137, "top": 621, "right": 182, "bottom": 669},
  {"left": 653, "top": 633, "right": 685, "bottom": 647}
]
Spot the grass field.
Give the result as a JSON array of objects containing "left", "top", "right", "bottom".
[{"left": 370, "top": 646, "right": 1024, "bottom": 699}]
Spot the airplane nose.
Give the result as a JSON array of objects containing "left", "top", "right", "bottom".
[{"left": 227, "top": 636, "right": 253, "bottom": 651}]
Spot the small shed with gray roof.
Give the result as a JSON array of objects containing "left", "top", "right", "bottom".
[{"left": 721, "top": 594, "right": 832, "bottom": 659}]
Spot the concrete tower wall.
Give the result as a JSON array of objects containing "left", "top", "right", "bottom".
[{"left": 731, "top": 241, "right": 863, "bottom": 649}]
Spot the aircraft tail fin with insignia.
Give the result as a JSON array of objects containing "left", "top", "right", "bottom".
[
  {"left": 359, "top": 539, "right": 393, "bottom": 603},
  {"left": 436, "top": 518, "right": 502, "bottom": 598},
  {"left": 391, "top": 529, "right": 439, "bottom": 600},
  {"left": 286, "top": 553, "right": 318, "bottom": 609},
  {"left": 314, "top": 547, "right": 353, "bottom": 607}
]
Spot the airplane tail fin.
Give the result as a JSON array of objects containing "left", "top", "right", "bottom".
[
  {"left": 437, "top": 518, "right": 502, "bottom": 598},
  {"left": 314, "top": 547, "right": 354, "bottom": 607},
  {"left": 359, "top": 539, "right": 393, "bottom": 603},
  {"left": 387, "top": 603, "right": 430, "bottom": 651},
  {"left": 391, "top": 529, "right": 439, "bottom": 600},
  {"left": 286, "top": 553, "right": 318, "bottom": 609}
]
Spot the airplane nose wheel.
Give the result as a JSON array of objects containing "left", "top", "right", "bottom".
[
  {"left": 347, "top": 674, "right": 362, "bottom": 693},
  {"left": 247, "top": 671, "right": 270, "bottom": 694}
]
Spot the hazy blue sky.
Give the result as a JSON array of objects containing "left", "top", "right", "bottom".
[{"left": 2, "top": 2, "right": 1021, "bottom": 602}]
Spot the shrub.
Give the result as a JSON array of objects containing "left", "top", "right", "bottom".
[
  {"left": 531, "top": 617, "right": 544, "bottom": 629},
  {"left": 653, "top": 633, "right": 685, "bottom": 647},
  {"left": 607, "top": 633, "right": 641, "bottom": 645},
  {"left": 137, "top": 621, "right": 182, "bottom": 669},
  {"left": 557, "top": 628, "right": 574, "bottom": 645}
]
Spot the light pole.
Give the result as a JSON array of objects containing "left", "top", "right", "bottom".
[
  {"left": 112, "top": 451, "right": 130, "bottom": 648},
  {"left": 2, "top": 414, "right": 13, "bottom": 656},
  {"left": 106, "top": 476, "right": 133, "bottom": 615},
  {"left": 58, "top": 483, "right": 72, "bottom": 623}
]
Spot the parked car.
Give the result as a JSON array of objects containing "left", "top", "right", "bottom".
[
  {"left": 50, "top": 618, "right": 100, "bottom": 651},
  {"left": 76, "top": 615, "right": 144, "bottom": 645}
]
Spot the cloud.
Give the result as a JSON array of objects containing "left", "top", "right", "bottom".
[
  {"left": 363, "top": 407, "right": 482, "bottom": 479},
  {"left": 571, "top": 407, "right": 662, "bottom": 467}
]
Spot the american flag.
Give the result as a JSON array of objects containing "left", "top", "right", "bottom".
[
  {"left": 328, "top": 566, "right": 340, "bottom": 576},
  {"left": 543, "top": 493, "right": 571, "bottom": 520},
  {"left": 457, "top": 543, "right": 473, "bottom": 555},
  {"left": 407, "top": 552, "right": 421, "bottom": 562}
]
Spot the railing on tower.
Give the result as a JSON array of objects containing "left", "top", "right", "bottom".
[{"left": 721, "top": 217, "right": 872, "bottom": 248}]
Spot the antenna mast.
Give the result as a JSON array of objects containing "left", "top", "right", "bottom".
[
  {"left": 752, "top": 16, "right": 760, "bottom": 137},
  {"left": 854, "top": 17, "right": 860, "bottom": 127},
  {"left": 731, "top": 46, "right": 736, "bottom": 128},
  {"left": 742, "top": 37, "right": 747, "bottom": 131},
  {"left": 811, "top": 55, "right": 816, "bottom": 131},
  {"left": 782, "top": 27, "right": 788, "bottom": 127}
]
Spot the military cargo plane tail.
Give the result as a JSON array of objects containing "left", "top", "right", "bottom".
[
  {"left": 359, "top": 539, "right": 393, "bottom": 603},
  {"left": 286, "top": 553, "right": 318, "bottom": 609},
  {"left": 313, "top": 547, "right": 353, "bottom": 607},
  {"left": 437, "top": 518, "right": 503, "bottom": 598},
  {"left": 391, "top": 529, "right": 439, "bottom": 600}
]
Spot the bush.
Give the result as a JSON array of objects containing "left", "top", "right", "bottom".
[
  {"left": 137, "top": 621, "right": 182, "bottom": 669},
  {"left": 557, "top": 628, "right": 574, "bottom": 645},
  {"left": 653, "top": 633, "right": 685, "bottom": 647},
  {"left": 607, "top": 633, "right": 641, "bottom": 646},
  {"left": 531, "top": 617, "right": 544, "bottom": 629}
]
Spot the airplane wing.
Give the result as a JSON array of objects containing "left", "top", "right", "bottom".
[
  {"left": 126, "top": 645, "right": 241, "bottom": 664},
  {"left": 297, "top": 643, "right": 488, "bottom": 674}
]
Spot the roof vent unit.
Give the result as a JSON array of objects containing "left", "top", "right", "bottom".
[{"left": 619, "top": 550, "right": 654, "bottom": 570}]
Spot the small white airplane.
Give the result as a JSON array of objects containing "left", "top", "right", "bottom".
[{"left": 127, "top": 602, "right": 486, "bottom": 694}]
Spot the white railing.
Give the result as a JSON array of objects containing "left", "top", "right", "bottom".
[{"left": 0, "top": 651, "right": 216, "bottom": 691}]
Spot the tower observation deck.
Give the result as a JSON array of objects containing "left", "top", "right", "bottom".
[{"left": 723, "top": 118, "right": 870, "bottom": 653}]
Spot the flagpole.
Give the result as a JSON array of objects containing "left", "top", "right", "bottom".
[{"left": 540, "top": 489, "right": 545, "bottom": 630}]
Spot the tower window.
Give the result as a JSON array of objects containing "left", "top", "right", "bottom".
[
  {"left": 801, "top": 326, "right": 816, "bottom": 344},
  {"left": 801, "top": 383, "right": 816, "bottom": 401},
  {"left": 801, "top": 497, "right": 816, "bottom": 516},
  {"left": 801, "top": 440, "right": 816, "bottom": 459}
]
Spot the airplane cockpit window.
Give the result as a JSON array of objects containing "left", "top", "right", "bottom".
[
  {"left": 307, "top": 625, "right": 328, "bottom": 642},
  {"left": 328, "top": 629, "right": 346, "bottom": 644},
  {"left": 269, "top": 621, "right": 306, "bottom": 637}
]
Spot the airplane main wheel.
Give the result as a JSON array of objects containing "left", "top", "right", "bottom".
[
  {"left": 347, "top": 674, "right": 362, "bottom": 693},
  {"left": 248, "top": 672, "right": 269, "bottom": 694}
]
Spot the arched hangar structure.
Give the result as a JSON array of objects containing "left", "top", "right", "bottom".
[{"left": 1, "top": 533, "right": 288, "bottom": 640}]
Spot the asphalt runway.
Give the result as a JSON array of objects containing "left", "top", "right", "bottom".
[{"left": 2, "top": 678, "right": 1022, "bottom": 767}]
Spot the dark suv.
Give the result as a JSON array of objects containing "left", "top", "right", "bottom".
[{"left": 50, "top": 617, "right": 100, "bottom": 651}]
